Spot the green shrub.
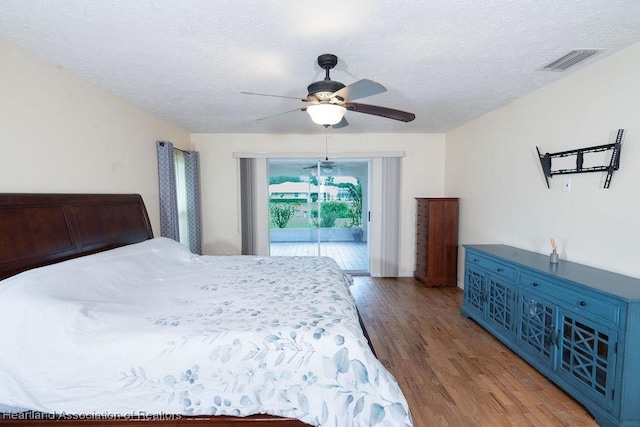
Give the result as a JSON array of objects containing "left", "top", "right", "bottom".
[
  {"left": 310, "top": 203, "right": 348, "bottom": 218},
  {"left": 345, "top": 182, "right": 362, "bottom": 228},
  {"left": 270, "top": 203, "right": 298, "bottom": 228},
  {"left": 308, "top": 202, "right": 349, "bottom": 227},
  {"left": 321, "top": 201, "right": 350, "bottom": 218},
  {"left": 320, "top": 212, "right": 337, "bottom": 228}
]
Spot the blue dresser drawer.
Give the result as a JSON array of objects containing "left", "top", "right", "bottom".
[
  {"left": 520, "top": 272, "right": 620, "bottom": 325},
  {"left": 467, "top": 252, "right": 516, "bottom": 281}
]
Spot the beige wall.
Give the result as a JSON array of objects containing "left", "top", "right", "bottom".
[
  {"left": 445, "top": 43, "right": 640, "bottom": 280},
  {"left": 192, "top": 133, "right": 445, "bottom": 276},
  {"left": 0, "top": 38, "right": 190, "bottom": 235},
  {"left": 7, "top": 32, "right": 636, "bottom": 281}
]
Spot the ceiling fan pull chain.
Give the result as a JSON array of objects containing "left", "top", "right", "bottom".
[{"left": 325, "top": 127, "right": 329, "bottom": 161}]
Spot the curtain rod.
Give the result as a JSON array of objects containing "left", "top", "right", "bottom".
[{"left": 158, "top": 141, "right": 195, "bottom": 154}]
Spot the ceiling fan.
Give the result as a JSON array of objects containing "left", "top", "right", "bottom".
[
  {"left": 242, "top": 54, "right": 416, "bottom": 128},
  {"left": 303, "top": 161, "right": 335, "bottom": 173}
]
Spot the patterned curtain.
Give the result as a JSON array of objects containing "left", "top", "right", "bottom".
[
  {"left": 156, "top": 141, "right": 202, "bottom": 254},
  {"left": 184, "top": 151, "right": 202, "bottom": 255},
  {"left": 156, "top": 141, "right": 180, "bottom": 241}
]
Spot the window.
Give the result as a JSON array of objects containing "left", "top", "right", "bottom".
[{"left": 173, "top": 150, "right": 190, "bottom": 248}]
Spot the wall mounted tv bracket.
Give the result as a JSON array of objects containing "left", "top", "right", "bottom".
[{"left": 536, "top": 129, "right": 624, "bottom": 189}]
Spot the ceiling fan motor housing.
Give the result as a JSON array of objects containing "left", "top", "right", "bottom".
[
  {"left": 307, "top": 53, "right": 345, "bottom": 102},
  {"left": 307, "top": 80, "right": 345, "bottom": 101}
]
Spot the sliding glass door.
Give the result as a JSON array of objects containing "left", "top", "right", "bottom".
[{"left": 268, "top": 159, "right": 369, "bottom": 274}]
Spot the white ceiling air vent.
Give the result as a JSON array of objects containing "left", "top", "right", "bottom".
[{"left": 540, "top": 49, "right": 602, "bottom": 71}]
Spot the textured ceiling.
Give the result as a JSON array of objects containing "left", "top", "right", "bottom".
[{"left": 1, "top": 1, "right": 639, "bottom": 134}]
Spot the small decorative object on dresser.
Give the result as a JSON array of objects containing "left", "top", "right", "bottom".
[
  {"left": 413, "top": 197, "right": 459, "bottom": 287},
  {"left": 550, "top": 237, "right": 559, "bottom": 264},
  {"left": 461, "top": 244, "right": 640, "bottom": 427}
]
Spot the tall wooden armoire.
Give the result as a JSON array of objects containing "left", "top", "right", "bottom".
[{"left": 413, "top": 198, "right": 459, "bottom": 287}]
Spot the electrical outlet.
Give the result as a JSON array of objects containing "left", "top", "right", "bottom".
[{"left": 562, "top": 178, "right": 571, "bottom": 192}]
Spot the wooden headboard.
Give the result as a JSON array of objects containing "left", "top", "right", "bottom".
[{"left": 0, "top": 193, "right": 153, "bottom": 281}]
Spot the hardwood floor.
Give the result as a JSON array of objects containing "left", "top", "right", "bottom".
[{"left": 350, "top": 276, "right": 598, "bottom": 427}]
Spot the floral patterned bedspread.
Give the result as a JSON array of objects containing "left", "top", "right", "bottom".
[{"left": 0, "top": 238, "right": 412, "bottom": 426}]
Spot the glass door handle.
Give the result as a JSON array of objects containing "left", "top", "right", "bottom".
[{"left": 549, "top": 326, "right": 560, "bottom": 347}]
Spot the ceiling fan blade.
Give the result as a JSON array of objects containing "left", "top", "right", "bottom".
[
  {"left": 332, "top": 117, "right": 349, "bottom": 129},
  {"left": 241, "top": 91, "right": 308, "bottom": 102},
  {"left": 345, "top": 102, "right": 415, "bottom": 122},
  {"left": 257, "top": 107, "right": 305, "bottom": 121},
  {"left": 332, "top": 79, "right": 386, "bottom": 102}
]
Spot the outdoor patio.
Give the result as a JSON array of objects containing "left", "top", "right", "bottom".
[{"left": 269, "top": 241, "right": 368, "bottom": 272}]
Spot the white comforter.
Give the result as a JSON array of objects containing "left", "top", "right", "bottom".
[{"left": 0, "top": 238, "right": 412, "bottom": 426}]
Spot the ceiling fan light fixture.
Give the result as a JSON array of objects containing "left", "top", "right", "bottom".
[{"left": 306, "top": 104, "right": 347, "bottom": 126}]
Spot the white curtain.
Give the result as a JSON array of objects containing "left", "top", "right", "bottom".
[
  {"left": 174, "top": 150, "right": 189, "bottom": 245},
  {"left": 380, "top": 157, "right": 401, "bottom": 277}
]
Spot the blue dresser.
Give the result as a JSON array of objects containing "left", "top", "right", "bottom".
[{"left": 461, "top": 245, "right": 640, "bottom": 427}]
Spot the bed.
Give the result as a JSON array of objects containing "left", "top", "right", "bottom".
[{"left": 0, "top": 194, "right": 412, "bottom": 427}]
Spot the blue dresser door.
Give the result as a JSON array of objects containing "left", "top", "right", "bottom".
[
  {"left": 464, "top": 267, "right": 486, "bottom": 317},
  {"left": 558, "top": 310, "right": 617, "bottom": 410},
  {"left": 517, "top": 290, "right": 556, "bottom": 369},
  {"left": 485, "top": 276, "right": 516, "bottom": 338}
]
